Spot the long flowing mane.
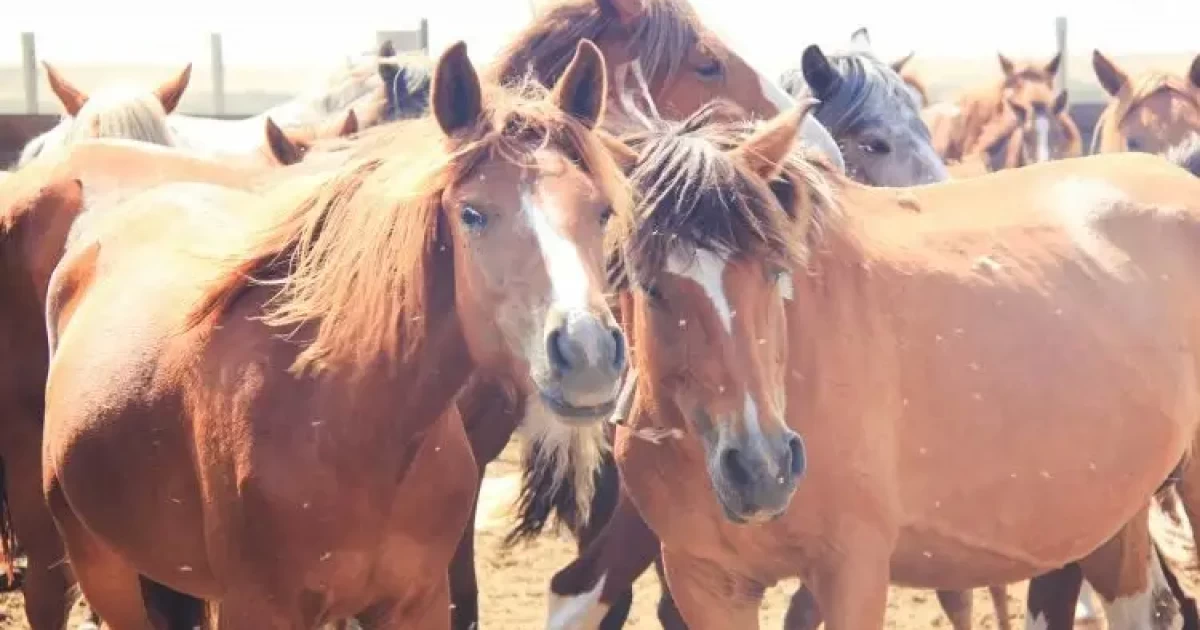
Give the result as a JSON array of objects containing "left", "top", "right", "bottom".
[
  {"left": 609, "top": 101, "right": 837, "bottom": 289},
  {"left": 487, "top": 0, "right": 703, "bottom": 86},
  {"left": 1093, "top": 72, "right": 1200, "bottom": 153},
  {"left": 188, "top": 77, "right": 630, "bottom": 373}
]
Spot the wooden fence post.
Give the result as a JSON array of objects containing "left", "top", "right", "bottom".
[
  {"left": 21, "top": 33, "right": 37, "bottom": 114},
  {"left": 1055, "top": 16, "right": 1068, "bottom": 93},
  {"left": 210, "top": 33, "right": 226, "bottom": 116}
]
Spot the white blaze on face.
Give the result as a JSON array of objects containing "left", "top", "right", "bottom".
[
  {"left": 667, "top": 248, "right": 733, "bottom": 334},
  {"left": 522, "top": 185, "right": 592, "bottom": 312},
  {"left": 1034, "top": 114, "right": 1052, "bottom": 163}
]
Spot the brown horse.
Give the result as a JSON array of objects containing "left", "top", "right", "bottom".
[
  {"left": 261, "top": 109, "right": 360, "bottom": 167},
  {"left": 0, "top": 136, "right": 309, "bottom": 629},
  {"left": 612, "top": 100, "right": 1200, "bottom": 630},
  {"left": 924, "top": 52, "right": 1062, "bottom": 162},
  {"left": 1091, "top": 50, "right": 1200, "bottom": 155},
  {"left": 18, "top": 61, "right": 192, "bottom": 166},
  {"left": 40, "top": 40, "right": 630, "bottom": 628},
  {"left": 444, "top": 0, "right": 845, "bottom": 627}
]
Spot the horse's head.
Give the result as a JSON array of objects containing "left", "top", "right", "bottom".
[
  {"left": 617, "top": 101, "right": 821, "bottom": 523},
  {"left": 378, "top": 41, "right": 433, "bottom": 122},
  {"left": 491, "top": 0, "right": 844, "bottom": 170},
  {"left": 435, "top": 40, "right": 630, "bottom": 422},
  {"left": 847, "top": 26, "right": 926, "bottom": 107},
  {"left": 997, "top": 51, "right": 1061, "bottom": 97},
  {"left": 261, "top": 109, "right": 359, "bottom": 166},
  {"left": 1003, "top": 89, "right": 1076, "bottom": 164},
  {"left": 1092, "top": 50, "right": 1200, "bottom": 155},
  {"left": 788, "top": 44, "right": 947, "bottom": 186}
]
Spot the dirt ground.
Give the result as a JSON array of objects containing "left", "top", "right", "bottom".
[{"left": 0, "top": 438, "right": 1107, "bottom": 629}]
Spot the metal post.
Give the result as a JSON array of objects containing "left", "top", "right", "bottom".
[
  {"left": 418, "top": 18, "right": 429, "bottom": 54},
  {"left": 1054, "top": 16, "right": 1068, "bottom": 93},
  {"left": 21, "top": 33, "right": 37, "bottom": 114},
  {"left": 210, "top": 33, "right": 225, "bottom": 116}
]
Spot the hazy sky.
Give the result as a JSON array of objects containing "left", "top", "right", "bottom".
[{"left": 3, "top": 0, "right": 1197, "bottom": 79}]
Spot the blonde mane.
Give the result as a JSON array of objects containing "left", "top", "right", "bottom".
[
  {"left": 1094, "top": 72, "right": 1200, "bottom": 152},
  {"left": 190, "top": 77, "right": 632, "bottom": 374},
  {"left": 487, "top": 0, "right": 703, "bottom": 86},
  {"left": 20, "top": 87, "right": 176, "bottom": 166}
]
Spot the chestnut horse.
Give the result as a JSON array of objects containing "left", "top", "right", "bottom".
[
  {"left": 925, "top": 52, "right": 1062, "bottom": 163},
  {"left": 613, "top": 99, "right": 1200, "bottom": 629},
  {"left": 1091, "top": 50, "right": 1200, "bottom": 155},
  {"left": 18, "top": 61, "right": 192, "bottom": 166},
  {"left": 261, "top": 109, "right": 360, "bottom": 167},
  {"left": 444, "top": 0, "right": 845, "bottom": 627},
  {"left": 41, "top": 40, "right": 630, "bottom": 628}
]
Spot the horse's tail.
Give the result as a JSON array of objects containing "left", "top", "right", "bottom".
[
  {"left": 503, "top": 431, "right": 616, "bottom": 547},
  {"left": 1167, "top": 133, "right": 1200, "bottom": 178},
  {"left": 0, "top": 456, "right": 19, "bottom": 591}
]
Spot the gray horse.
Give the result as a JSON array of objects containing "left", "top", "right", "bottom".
[{"left": 780, "top": 44, "right": 947, "bottom": 186}]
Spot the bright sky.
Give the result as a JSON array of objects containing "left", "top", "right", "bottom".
[{"left": 3, "top": 0, "right": 1197, "bottom": 80}]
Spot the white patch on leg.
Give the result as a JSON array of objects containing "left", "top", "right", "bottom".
[
  {"left": 547, "top": 573, "right": 610, "bottom": 630},
  {"left": 1025, "top": 612, "right": 1049, "bottom": 630},
  {"left": 1101, "top": 549, "right": 1181, "bottom": 630},
  {"left": 1076, "top": 580, "right": 1100, "bottom": 621},
  {"left": 667, "top": 248, "right": 733, "bottom": 334}
]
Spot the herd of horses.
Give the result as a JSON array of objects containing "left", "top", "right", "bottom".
[{"left": 1, "top": 1, "right": 1200, "bottom": 628}]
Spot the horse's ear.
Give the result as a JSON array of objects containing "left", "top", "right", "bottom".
[
  {"left": 1005, "top": 98, "right": 1027, "bottom": 123},
  {"left": 431, "top": 41, "right": 483, "bottom": 136},
  {"left": 1091, "top": 49, "right": 1128, "bottom": 97},
  {"left": 729, "top": 99, "right": 817, "bottom": 180},
  {"left": 1188, "top": 53, "right": 1200, "bottom": 90},
  {"left": 379, "top": 40, "right": 396, "bottom": 58},
  {"left": 849, "top": 27, "right": 872, "bottom": 50},
  {"left": 998, "top": 53, "right": 1016, "bottom": 77},
  {"left": 337, "top": 109, "right": 359, "bottom": 137},
  {"left": 891, "top": 51, "right": 915, "bottom": 74},
  {"left": 597, "top": 0, "right": 643, "bottom": 27},
  {"left": 154, "top": 63, "right": 192, "bottom": 114},
  {"left": 265, "top": 117, "right": 304, "bottom": 165},
  {"left": 597, "top": 130, "right": 638, "bottom": 173},
  {"left": 1052, "top": 90, "right": 1069, "bottom": 116},
  {"left": 801, "top": 45, "right": 840, "bottom": 99},
  {"left": 1044, "top": 52, "right": 1062, "bottom": 78},
  {"left": 552, "top": 39, "right": 608, "bottom": 130},
  {"left": 43, "top": 62, "right": 88, "bottom": 116}
]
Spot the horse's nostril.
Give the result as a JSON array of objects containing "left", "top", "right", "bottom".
[
  {"left": 547, "top": 328, "right": 571, "bottom": 372},
  {"left": 610, "top": 328, "right": 626, "bottom": 370},
  {"left": 721, "top": 448, "right": 751, "bottom": 487},
  {"left": 787, "top": 433, "right": 806, "bottom": 478}
]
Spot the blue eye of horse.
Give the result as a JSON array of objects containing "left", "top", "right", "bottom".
[
  {"left": 696, "top": 59, "right": 722, "bottom": 79},
  {"left": 461, "top": 206, "right": 487, "bottom": 230}
]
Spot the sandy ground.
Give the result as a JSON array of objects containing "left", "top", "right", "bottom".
[{"left": 0, "top": 438, "right": 1119, "bottom": 629}]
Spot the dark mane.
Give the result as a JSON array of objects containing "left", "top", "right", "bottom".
[
  {"left": 187, "top": 76, "right": 631, "bottom": 373},
  {"left": 611, "top": 100, "right": 836, "bottom": 289},
  {"left": 487, "top": 0, "right": 702, "bottom": 87},
  {"left": 779, "top": 50, "right": 923, "bottom": 139}
]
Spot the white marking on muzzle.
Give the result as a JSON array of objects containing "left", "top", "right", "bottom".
[
  {"left": 1034, "top": 114, "right": 1051, "bottom": 163},
  {"left": 666, "top": 248, "right": 733, "bottom": 334}
]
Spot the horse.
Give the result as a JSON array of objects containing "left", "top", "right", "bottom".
[
  {"left": 847, "top": 27, "right": 928, "bottom": 107},
  {"left": 17, "top": 61, "right": 191, "bottom": 167},
  {"left": 440, "top": 0, "right": 846, "bottom": 627},
  {"left": 611, "top": 98, "right": 1200, "bottom": 629},
  {"left": 0, "top": 134, "right": 323, "bottom": 628},
  {"left": 924, "top": 52, "right": 1062, "bottom": 162},
  {"left": 377, "top": 40, "right": 433, "bottom": 121},
  {"left": 1091, "top": 50, "right": 1200, "bottom": 155},
  {"left": 261, "top": 109, "right": 360, "bottom": 167},
  {"left": 779, "top": 43, "right": 947, "bottom": 186},
  {"left": 982, "top": 89, "right": 1081, "bottom": 170},
  {"left": 39, "top": 39, "right": 631, "bottom": 628}
]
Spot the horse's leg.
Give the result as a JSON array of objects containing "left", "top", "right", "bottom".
[
  {"left": 547, "top": 479, "right": 658, "bottom": 629},
  {"left": 4, "top": 439, "right": 73, "bottom": 629},
  {"left": 660, "top": 548, "right": 762, "bottom": 630},
  {"left": 802, "top": 543, "right": 891, "bottom": 630},
  {"left": 573, "top": 455, "right": 636, "bottom": 630},
  {"left": 447, "top": 489, "right": 480, "bottom": 630},
  {"left": 1079, "top": 507, "right": 1182, "bottom": 630},
  {"left": 988, "top": 585, "right": 1012, "bottom": 630},
  {"left": 356, "top": 579, "right": 452, "bottom": 630},
  {"left": 44, "top": 478, "right": 159, "bottom": 630},
  {"left": 1024, "top": 564, "right": 1084, "bottom": 630},
  {"left": 781, "top": 584, "right": 822, "bottom": 630},
  {"left": 652, "top": 556, "right": 687, "bottom": 630},
  {"left": 935, "top": 590, "right": 973, "bottom": 630},
  {"left": 1075, "top": 580, "right": 1100, "bottom": 622}
]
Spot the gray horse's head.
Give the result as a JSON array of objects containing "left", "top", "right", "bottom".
[
  {"left": 780, "top": 45, "right": 947, "bottom": 186},
  {"left": 378, "top": 41, "right": 432, "bottom": 121}
]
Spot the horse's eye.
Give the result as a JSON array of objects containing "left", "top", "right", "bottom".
[
  {"left": 460, "top": 206, "right": 488, "bottom": 231},
  {"left": 861, "top": 139, "right": 891, "bottom": 155},
  {"left": 600, "top": 206, "right": 613, "bottom": 226},
  {"left": 1126, "top": 138, "right": 1143, "bottom": 152},
  {"left": 696, "top": 58, "right": 723, "bottom": 80}
]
